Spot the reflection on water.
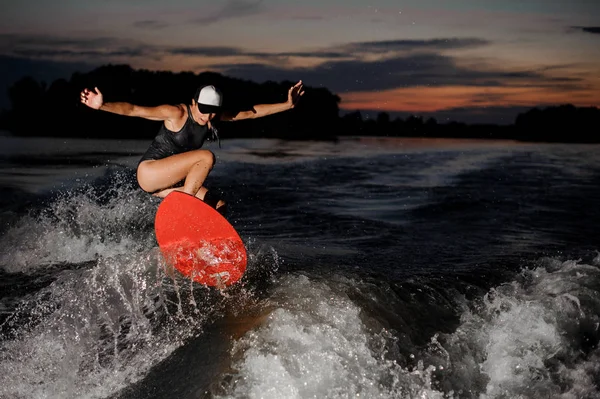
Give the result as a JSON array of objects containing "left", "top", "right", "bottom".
[
  {"left": 0, "top": 135, "right": 540, "bottom": 194},
  {"left": 0, "top": 136, "right": 147, "bottom": 193}
]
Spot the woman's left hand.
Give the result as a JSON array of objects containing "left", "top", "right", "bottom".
[{"left": 287, "top": 80, "right": 304, "bottom": 108}]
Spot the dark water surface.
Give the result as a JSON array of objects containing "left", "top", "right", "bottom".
[{"left": 1, "top": 135, "right": 599, "bottom": 398}]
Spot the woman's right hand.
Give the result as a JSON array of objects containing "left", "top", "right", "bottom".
[{"left": 80, "top": 87, "right": 103, "bottom": 110}]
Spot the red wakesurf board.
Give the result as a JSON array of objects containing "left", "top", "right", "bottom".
[{"left": 154, "top": 191, "right": 247, "bottom": 287}]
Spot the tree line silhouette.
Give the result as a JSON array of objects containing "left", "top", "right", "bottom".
[{"left": 0, "top": 64, "right": 598, "bottom": 143}]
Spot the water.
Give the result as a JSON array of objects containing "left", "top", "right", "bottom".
[{"left": 1, "top": 133, "right": 599, "bottom": 399}]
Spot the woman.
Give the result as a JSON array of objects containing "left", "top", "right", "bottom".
[{"left": 80, "top": 80, "right": 304, "bottom": 212}]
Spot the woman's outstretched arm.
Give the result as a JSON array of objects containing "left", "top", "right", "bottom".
[
  {"left": 80, "top": 87, "right": 184, "bottom": 122},
  {"left": 222, "top": 80, "right": 304, "bottom": 122}
]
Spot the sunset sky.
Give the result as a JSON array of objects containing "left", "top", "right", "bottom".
[{"left": 1, "top": 0, "right": 599, "bottom": 124}]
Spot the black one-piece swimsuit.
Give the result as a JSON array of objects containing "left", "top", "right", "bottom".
[{"left": 139, "top": 105, "right": 213, "bottom": 163}]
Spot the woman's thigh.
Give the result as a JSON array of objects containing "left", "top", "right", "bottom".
[{"left": 136, "top": 149, "right": 215, "bottom": 193}]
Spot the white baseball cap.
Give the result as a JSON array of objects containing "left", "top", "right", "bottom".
[{"left": 195, "top": 85, "right": 222, "bottom": 114}]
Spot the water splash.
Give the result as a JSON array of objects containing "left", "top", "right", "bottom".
[
  {"left": 212, "top": 274, "right": 446, "bottom": 399},
  {"left": 0, "top": 247, "right": 227, "bottom": 399},
  {"left": 433, "top": 257, "right": 600, "bottom": 398},
  {"left": 0, "top": 212, "right": 282, "bottom": 399},
  {"left": 208, "top": 255, "right": 600, "bottom": 399},
  {"left": 0, "top": 172, "right": 155, "bottom": 274}
]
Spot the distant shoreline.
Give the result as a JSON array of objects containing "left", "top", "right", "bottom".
[{"left": 1, "top": 65, "right": 598, "bottom": 144}]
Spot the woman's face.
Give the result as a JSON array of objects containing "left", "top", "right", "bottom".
[
  {"left": 197, "top": 111, "right": 216, "bottom": 125},
  {"left": 192, "top": 100, "right": 217, "bottom": 124}
]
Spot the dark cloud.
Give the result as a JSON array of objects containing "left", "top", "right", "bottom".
[
  {"left": 190, "top": 0, "right": 265, "bottom": 26},
  {"left": 170, "top": 37, "right": 488, "bottom": 62},
  {"left": 0, "top": 34, "right": 155, "bottom": 61},
  {"left": 0, "top": 34, "right": 585, "bottom": 97},
  {"left": 12, "top": 48, "right": 148, "bottom": 58},
  {"left": 133, "top": 20, "right": 170, "bottom": 30},
  {"left": 170, "top": 46, "right": 247, "bottom": 57},
  {"left": 342, "top": 38, "right": 490, "bottom": 54},
  {"left": 168, "top": 46, "right": 347, "bottom": 59},
  {"left": 0, "top": 32, "right": 344, "bottom": 66},
  {"left": 216, "top": 53, "right": 577, "bottom": 93},
  {"left": 572, "top": 26, "right": 600, "bottom": 34},
  {"left": 275, "top": 51, "right": 348, "bottom": 59},
  {"left": 0, "top": 34, "right": 117, "bottom": 49},
  {"left": 0, "top": 35, "right": 491, "bottom": 67},
  {"left": 289, "top": 15, "right": 324, "bottom": 21}
]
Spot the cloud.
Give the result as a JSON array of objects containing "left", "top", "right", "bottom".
[
  {"left": 216, "top": 52, "right": 580, "bottom": 94},
  {"left": 168, "top": 46, "right": 347, "bottom": 60},
  {"left": 0, "top": 33, "right": 587, "bottom": 112},
  {"left": 133, "top": 20, "right": 170, "bottom": 30},
  {"left": 0, "top": 34, "right": 492, "bottom": 67},
  {"left": 0, "top": 34, "right": 117, "bottom": 49},
  {"left": 0, "top": 34, "right": 155, "bottom": 61},
  {"left": 576, "top": 26, "right": 600, "bottom": 34},
  {"left": 276, "top": 51, "right": 348, "bottom": 59},
  {"left": 170, "top": 46, "right": 247, "bottom": 57},
  {"left": 0, "top": 32, "right": 342, "bottom": 66},
  {"left": 190, "top": 0, "right": 265, "bottom": 26},
  {"left": 341, "top": 38, "right": 490, "bottom": 54},
  {"left": 289, "top": 15, "right": 324, "bottom": 21},
  {"left": 12, "top": 48, "right": 148, "bottom": 59},
  {"left": 168, "top": 37, "right": 488, "bottom": 62}
]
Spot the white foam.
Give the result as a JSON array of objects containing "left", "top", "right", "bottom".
[
  {"left": 217, "top": 275, "right": 445, "bottom": 399},
  {"left": 438, "top": 258, "right": 600, "bottom": 398},
  {"left": 216, "top": 257, "right": 600, "bottom": 398}
]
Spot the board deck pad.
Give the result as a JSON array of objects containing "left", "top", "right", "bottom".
[{"left": 154, "top": 191, "right": 247, "bottom": 287}]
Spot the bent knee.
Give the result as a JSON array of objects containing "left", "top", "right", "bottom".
[
  {"left": 136, "top": 161, "right": 157, "bottom": 193},
  {"left": 192, "top": 149, "right": 216, "bottom": 169},
  {"left": 137, "top": 180, "right": 155, "bottom": 194}
]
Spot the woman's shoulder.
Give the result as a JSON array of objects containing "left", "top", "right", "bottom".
[{"left": 170, "top": 103, "right": 188, "bottom": 120}]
